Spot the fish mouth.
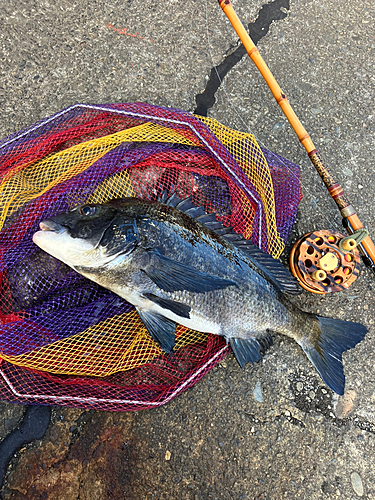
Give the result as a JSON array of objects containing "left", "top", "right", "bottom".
[{"left": 39, "top": 220, "right": 65, "bottom": 232}]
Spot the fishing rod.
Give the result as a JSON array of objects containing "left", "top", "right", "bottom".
[{"left": 218, "top": 0, "right": 375, "bottom": 277}]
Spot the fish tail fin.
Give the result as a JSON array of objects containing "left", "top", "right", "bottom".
[{"left": 298, "top": 316, "right": 366, "bottom": 395}]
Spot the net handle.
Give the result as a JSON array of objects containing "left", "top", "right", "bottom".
[{"left": 218, "top": 0, "right": 375, "bottom": 273}]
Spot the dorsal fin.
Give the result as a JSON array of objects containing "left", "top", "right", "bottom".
[
  {"left": 164, "top": 192, "right": 181, "bottom": 207},
  {"left": 203, "top": 220, "right": 225, "bottom": 230},
  {"left": 159, "top": 190, "right": 169, "bottom": 204},
  {"left": 195, "top": 213, "right": 218, "bottom": 224},
  {"left": 214, "top": 227, "right": 234, "bottom": 236},
  {"left": 184, "top": 206, "right": 207, "bottom": 218},
  {"left": 232, "top": 240, "right": 301, "bottom": 295},
  {"left": 159, "top": 192, "right": 301, "bottom": 295},
  {"left": 175, "top": 197, "right": 195, "bottom": 212}
]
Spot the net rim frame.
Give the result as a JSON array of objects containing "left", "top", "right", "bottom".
[{"left": 0, "top": 344, "right": 229, "bottom": 407}]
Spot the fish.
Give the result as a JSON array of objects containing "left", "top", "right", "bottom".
[{"left": 32, "top": 193, "right": 367, "bottom": 395}]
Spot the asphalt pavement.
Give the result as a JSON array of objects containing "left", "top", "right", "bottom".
[{"left": 0, "top": 0, "right": 374, "bottom": 498}]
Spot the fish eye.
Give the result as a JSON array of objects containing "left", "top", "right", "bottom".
[{"left": 79, "top": 205, "right": 96, "bottom": 216}]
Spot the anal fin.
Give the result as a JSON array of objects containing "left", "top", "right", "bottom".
[
  {"left": 258, "top": 332, "right": 274, "bottom": 355},
  {"left": 229, "top": 337, "right": 262, "bottom": 368}
]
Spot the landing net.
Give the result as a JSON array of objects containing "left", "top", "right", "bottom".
[{"left": 0, "top": 103, "right": 301, "bottom": 411}]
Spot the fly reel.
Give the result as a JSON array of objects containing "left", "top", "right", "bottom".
[{"left": 289, "top": 230, "right": 361, "bottom": 294}]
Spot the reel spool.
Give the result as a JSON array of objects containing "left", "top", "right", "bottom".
[{"left": 289, "top": 230, "right": 361, "bottom": 294}]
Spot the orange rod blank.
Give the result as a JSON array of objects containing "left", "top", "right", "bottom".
[{"left": 218, "top": 0, "right": 375, "bottom": 270}]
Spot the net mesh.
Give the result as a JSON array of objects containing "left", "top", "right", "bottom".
[{"left": 0, "top": 103, "right": 301, "bottom": 411}]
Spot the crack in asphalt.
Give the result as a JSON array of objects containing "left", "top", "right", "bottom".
[
  {"left": 242, "top": 410, "right": 306, "bottom": 429},
  {"left": 194, "top": 0, "right": 290, "bottom": 116}
]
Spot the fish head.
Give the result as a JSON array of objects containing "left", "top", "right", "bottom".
[{"left": 33, "top": 201, "right": 140, "bottom": 269}]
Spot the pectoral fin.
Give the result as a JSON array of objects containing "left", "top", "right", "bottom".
[
  {"left": 144, "top": 251, "right": 236, "bottom": 293},
  {"left": 136, "top": 308, "right": 176, "bottom": 353}
]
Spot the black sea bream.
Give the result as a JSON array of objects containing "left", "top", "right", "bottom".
[{"left": 33, "top": 194, "right": 367, "bottom": 395}]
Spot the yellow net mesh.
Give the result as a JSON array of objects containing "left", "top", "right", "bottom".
[
  {"left": 198, "top": 117, "right": 280, "bottom": 247},
  {"left": 2, "top": 312, "right": 207, "bottom": 377}
]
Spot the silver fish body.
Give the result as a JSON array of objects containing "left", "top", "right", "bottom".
[{"left": 33, "top": 196, "right": 366, "bottom": 395}]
